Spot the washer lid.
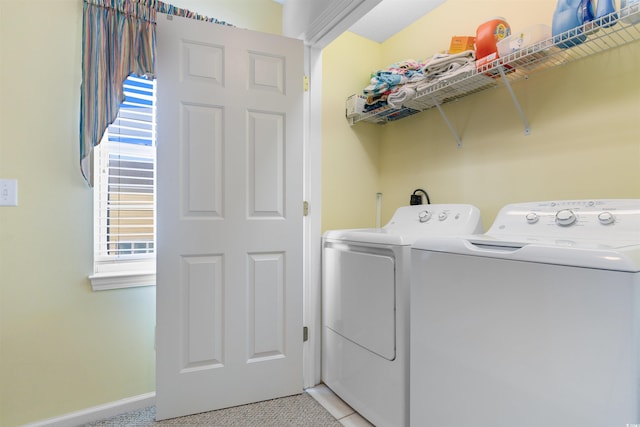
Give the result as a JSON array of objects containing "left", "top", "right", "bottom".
[
  {"left": 412, "top": 199, "right": 640, "bottom": 272},
  {"left": 412, "top": 233, "right": 640, "bottom": 272}
]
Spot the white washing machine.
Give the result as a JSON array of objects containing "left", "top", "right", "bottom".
[
  {"left": 322, "top": 204, "right": 483, "bottom": 427},
  {"left": 410, "top": 199, "right": 640, "bottom": 427}
]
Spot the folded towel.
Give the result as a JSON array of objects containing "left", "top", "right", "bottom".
[
  {"left": 421, "top": 50, "right": 475, "bottom": 77},
  {"left": 364, "top": 100, "right": 388, "bottom": 112},
  {"left": 387, "top": 85, "right": 418, "bottom": 108},
  {"left": 376, "top": 71, "right": 406, "bottom": 86},
  {"left": 363, "top": 81, "right": 390, "bottom": 96},
  {"left": 407, "top": 72, "right": 427, "bottom": 83},
  {"left": 363, "top": 72, "right": 410, "bottom": 96},
  {"left": 382, "top": 59, "right": 424, "bottom": 75},
  {"left": 363, "top": 60, "right": 426, "bottom": 96},
  {"left": 363, "top": 92, "right": 391, "bottom": 111},
  {"left": 415, "top": 62, "right": 476, "bottom": 92}
]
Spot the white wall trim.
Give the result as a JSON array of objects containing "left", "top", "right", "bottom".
[
  {"left": 282, "top": 0, "right": 382, "bottom": 48},
  {"left": 89, "top": 271, "right": 156, "bottom": 291},
  {"left": 22, "top": 392, "right": 155, "bottom": 427}
]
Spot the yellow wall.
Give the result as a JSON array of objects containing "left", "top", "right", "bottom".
[
  {"left": 322, "top": 0, "right": 640, "bottom": 232},
  {"left": 169, "top": 0, "right": 282, "bottom": 34},
  {"left": 0, "top": 1, "right": 281, "bottom": 426},
  {"left": 1, "top": 0, "right": 637, "bottom": 424},
  {"left": 322, "top": 32, "right": 385, "bottom": 230}
]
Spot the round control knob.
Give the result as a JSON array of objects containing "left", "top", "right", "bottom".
[
  {"left": 525, "top": 212, "right": 539, "bottom": 224},
  {"left": 598, "top": 211, "right": 615, "bottom": 225},
  {"left": 555, "top": 209, "right": 577, "bottom": 226},
  {"left": 418, "top": 210, "right": 431, "bottom": 223},
  {"left": 438, "top": 212, "right": 448, "bottom": 221}
]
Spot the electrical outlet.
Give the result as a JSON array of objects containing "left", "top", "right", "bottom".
[{"left": 0, "top": 179, "right": 18, "bottom": 206}]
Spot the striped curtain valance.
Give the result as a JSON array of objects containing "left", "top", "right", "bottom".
[
  {"left": 84, "top": 0, "right": 159, "bottom": 22},
  {"left": 80, "top": 0, "right": 232, "bottom": 184}
]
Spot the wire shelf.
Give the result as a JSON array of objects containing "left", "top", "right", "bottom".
[{"left": 349, "top": 4, "right": 640, "bottom": 126}]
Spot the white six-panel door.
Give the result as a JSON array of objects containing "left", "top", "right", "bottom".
[{"left": 155, "top": 14, "right": 304, "bottom": 420}]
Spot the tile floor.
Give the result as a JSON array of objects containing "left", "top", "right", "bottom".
[{"left": 306, "top": 384, "right": 374, "bottom": 427}]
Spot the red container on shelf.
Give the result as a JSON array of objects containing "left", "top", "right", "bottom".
[{"left": 475, "top": 17, "right": 511, "bottom": 60}]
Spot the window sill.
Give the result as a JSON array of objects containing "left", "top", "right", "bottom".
[{"left": 89, "top": 271, "right": 156, "bottom": 291}]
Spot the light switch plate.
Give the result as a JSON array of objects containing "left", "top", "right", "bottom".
[{"left": 0, "top": 179, "right": 18, "bottom": 206}]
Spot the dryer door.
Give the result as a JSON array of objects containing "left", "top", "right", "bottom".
[{"left": 323, "top": 243, "right": 396, "bottom": 360}]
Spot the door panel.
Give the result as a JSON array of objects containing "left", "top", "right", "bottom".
[
  {"left": 156, "top": 14, "right": 304, "bottom": 421},
  {"left": 248, "top": 112, "right": 284, "bottom": 217},
  {"left": 181, "top": 255, "right": 224, "bottom": 371},
  {"left": 248, "top": 252, "right": 285, "bottom": 361},
  {"left": 182, "top": 104, "right": 223, "bottom": 216}
]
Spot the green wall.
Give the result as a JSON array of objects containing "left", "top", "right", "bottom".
[
  {"left": 322, "top": 0, "right": 640, "bottom": 232},
  {"left": 0, "top": 1, "right": 281, "bottom": 426}
]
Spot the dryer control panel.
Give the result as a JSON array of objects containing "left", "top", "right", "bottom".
[
  {"left": 487, "top": 199, "right": 640, "bottom": 243},
  {"left": 385, "top": 204, "right": 483, "bottom": 237}
]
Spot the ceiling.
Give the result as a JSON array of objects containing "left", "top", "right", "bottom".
[
  {"left": 348, "top": 0, "right": 446, "bottom": 43},
  {"left": 273, "top": 0, "right": 447, "bottom": 44}
]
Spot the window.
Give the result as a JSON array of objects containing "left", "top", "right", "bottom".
[{"left": 90, "top": 75, "right": 156, "bottom": 291}]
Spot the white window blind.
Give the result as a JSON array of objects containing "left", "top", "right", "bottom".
[{"left": 91, "top": 75, "right": 156, "bottom": 290}]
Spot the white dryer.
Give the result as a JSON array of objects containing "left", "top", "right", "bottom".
[
  {"left": 411, "top": 199, "right": 640, "bottom": 427},
  {"left": 322, "top": 204, "right": 483, "bottom": 427}
]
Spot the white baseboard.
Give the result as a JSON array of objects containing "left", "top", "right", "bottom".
[{"left": 22, "top": 392, "right": 156, "bottom": 427}]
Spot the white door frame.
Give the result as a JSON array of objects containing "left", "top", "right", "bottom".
[
  {"left": 303, "top": 44, "right": 323, "bottom": 388},
  {"left": 288, "top": 1, "right": 384, "bottom": 388}
]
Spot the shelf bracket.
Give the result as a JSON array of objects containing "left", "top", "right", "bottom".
[
  {"left": 498, "top": 66, "right": 531, "bottom": 136},
  {"left": 430, "top": 95, "right": 462, "bottom": 148}
]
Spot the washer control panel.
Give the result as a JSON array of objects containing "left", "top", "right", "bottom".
[
  {"left": 555, "top": 209, "right": 577, "bottom": 226},
  {"left": 488, "top": 199, "right": 640, "bottom": 241}
]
